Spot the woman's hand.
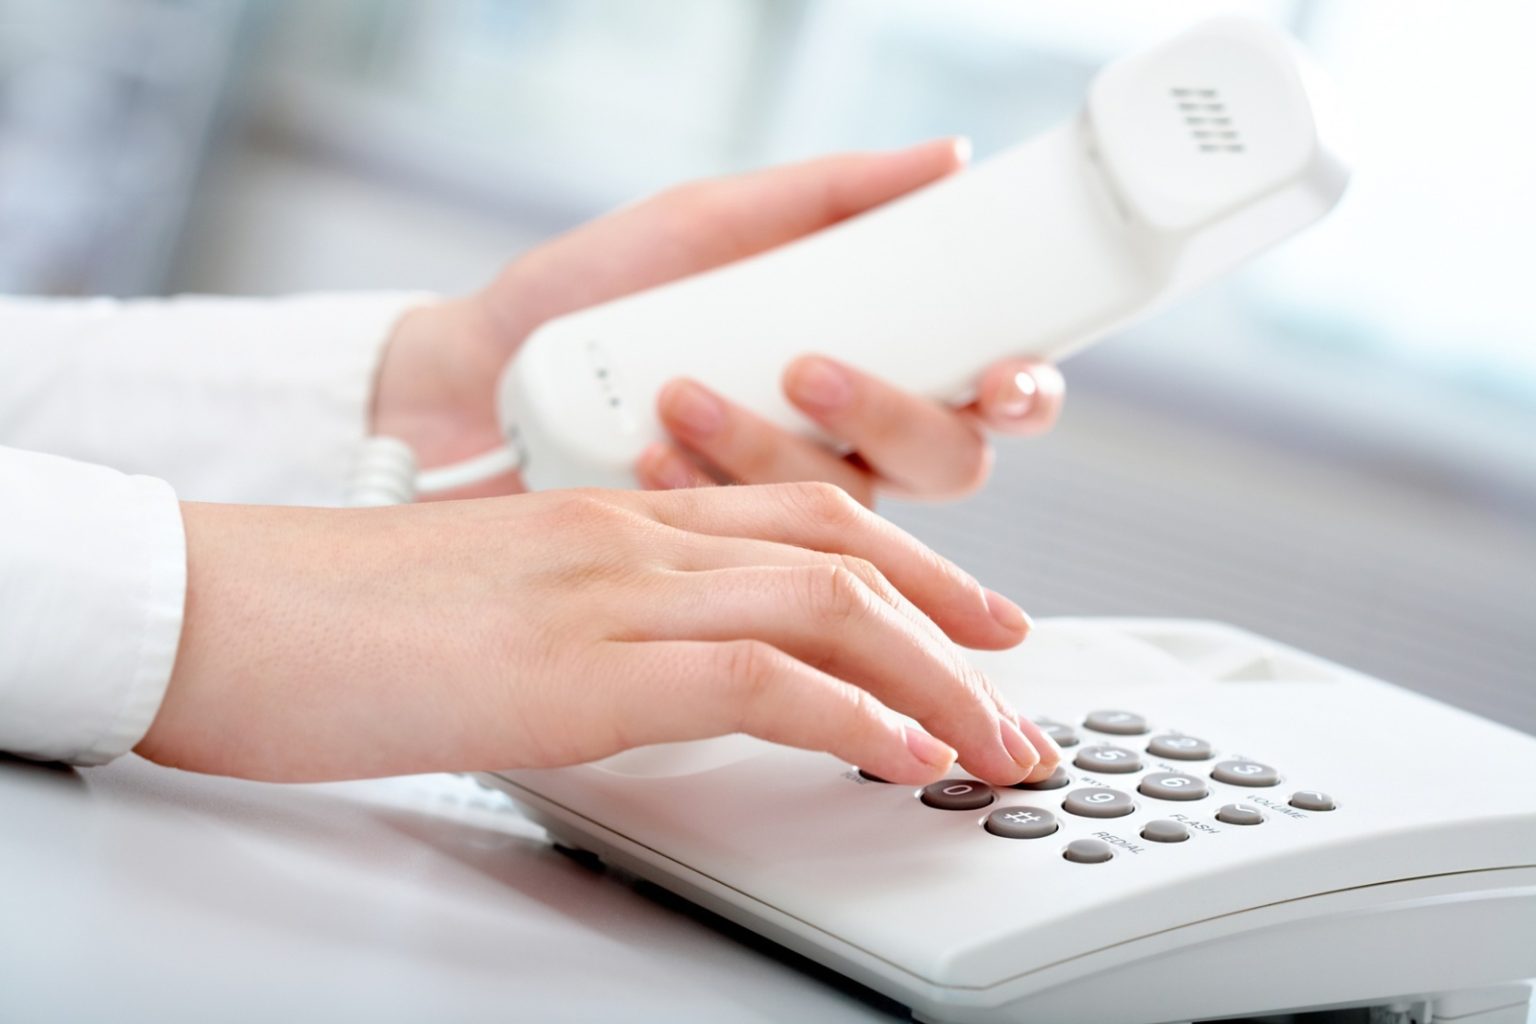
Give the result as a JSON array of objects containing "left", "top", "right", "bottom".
[
  {"left": 373, "top": 139, "right": 1064, "bottom": 503},
  {"left": 138, "top": 483, "right": 1059, "bottom": 787}
]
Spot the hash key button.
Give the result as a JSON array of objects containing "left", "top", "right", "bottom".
[
  {"left": 1212, "top": 759, "right": 1280, "bottom": 787},
  {"left": 985, "top": 806, "right": 1059, "bottom": 840},
  {"left": 920, "top": 780, "right": 995, "bottom": 811}
]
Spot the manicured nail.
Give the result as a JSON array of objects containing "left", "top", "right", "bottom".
[
  {"left": 999, "top": 716, "right": 1041, "bottom": 776},
  {"left": 787, "top": 357, "right": 853, "bottom": 412},
  {"left": 639, "top": 443, "right": 697, "bottom": 490},
  {"left": 661, "top": 379, "right": 725, "bottom": 437},
  {"left": 904, "top": 726, "right": 956, "bottom": 770},
  {"left": 994, "top": 370, "right": 1038, "bottom": 420},
  {"left": 984, "top": 589, "right": 1032, "bottom": 635},
  {"left": 951, "top": 135, "right": 974, "bottom": 164}
]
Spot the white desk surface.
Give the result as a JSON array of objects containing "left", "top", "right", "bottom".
[{"left": 3, "top": 755, "right": 1532, "bottom": 1024}]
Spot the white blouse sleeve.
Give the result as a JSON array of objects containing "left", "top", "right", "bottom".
[{"left": 0, "top": 292, "right": 427, "bottom": 764}]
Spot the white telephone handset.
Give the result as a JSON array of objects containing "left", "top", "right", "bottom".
[{"left": 495, "top": 17, "right": 1349, "bottom": 491}]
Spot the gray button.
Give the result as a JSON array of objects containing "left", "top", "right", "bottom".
[
  {"left": 1073, "top": 744, "right": 1143, "bottom": 774},
  {"left": 1142, "top": 819, "right": 1191, "bottom": 843},
  {"left": 984, "top": 806, "right": 1059, "bottom": 840},
  {"left": 1062, "top": 786, "right": 1135, "bottom": 819},
  {"left": 1063, "top": 838, "right": 1115, "bottom": 863},
  {"left": 857, "top": 768, "right": 889, "bottom": 783},
  {"left": 1211, "top": 760, "right": 1281, "bottom": 787},
  {"left": 1146, "top": 733, "right": 1214, "bottom": 760},
  {"left": 1034, "top": 718, "right": 1080, "bottom": 748},
  {"left": 1012, "top": 765, "right": 1069, "bottom": 791},
  {"left": 920, "top": 779, "right": 994, "bottom": 811},
  {"left": 1216, "top": 802, "right": 1265, "bottom": 826},
  {"left": 1083, "top": 710, "right": 1149, "bottom": 735},
  {"left": 1289, "top": 790, "right": 1337, "bottom": 811},
  {"left": 1137, "top": 771, "right": 1210, "bottom": 801}
]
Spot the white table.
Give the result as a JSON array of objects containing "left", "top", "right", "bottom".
[{"left": 2, "top": 755, "right": 1531, "bottom": 1023}]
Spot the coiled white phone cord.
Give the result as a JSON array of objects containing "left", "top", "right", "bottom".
[{"left": 346, "top": 436, "right": 523, "bottom": 507}]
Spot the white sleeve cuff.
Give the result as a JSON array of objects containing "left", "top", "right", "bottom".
[
  {"left": 0, "top": 292, "right": 436, "bottom": 507},
  {"left": 0, "top": 448, "right": 186, "bottom": 765}
]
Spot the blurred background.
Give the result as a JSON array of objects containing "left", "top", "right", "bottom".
[{"left": 2, "top": 0, "right": 1532, "bottom": 730}]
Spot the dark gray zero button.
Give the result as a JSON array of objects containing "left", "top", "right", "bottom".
[
  {"left": 984, "top": 806, "right": 1059, "bottom": 840},
  {"left": 920, "top": 780, "right": 995, "bottom": 811},
  {"left": 1012, "top": 765, "right": 1069, "bottom": 791},
  {"left": 1035, "top": 718, "right": 1080, "bottom": 748},
  {"left": 1216, "top": 802, "right": 1265, "bottom": 826},
  {"left": 1137, "top": 771, "right": 1210, "bottom": 801},
  {"left": 1063, "top": 838, "right": 1115, "bottom": 863},
  {"left": 1146, "top": 733, "right": 1214, "bottom": 760},
  {"left": 1211, "top": 760, "right": 1281, "bottom": 787},
  {"left": 857, "top": 768, "right": 889, "bottom": 783},
  {"left": 1083, "top": 710, "right": 1149, "bottom": 736},
  {"left": 1073, "top": 744, "right": 1143, "bottom": 774},
  {"left": 1062, "top": 786, "right": 1135, "bottom": 819},
  {"left": 1142, "top": 819, "right": 1191, "bottom": 843},
  {"left": 1289, "top": 790, "right": 1337, "bottom": 812}
]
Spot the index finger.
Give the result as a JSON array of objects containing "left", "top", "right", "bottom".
[{"left": 630, "top": 481, "right": 1030, "bottom": 652}]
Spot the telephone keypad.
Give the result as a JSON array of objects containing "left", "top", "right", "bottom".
[{"left": 895, "top": 710, "right": 1333, "bottom": 853}]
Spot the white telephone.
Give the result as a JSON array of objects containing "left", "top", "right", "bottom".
[
  {"left": 478, "top": 618, "right": 1536, "bottom": 1024},
  {"left": 494, "top": 16, "right": 1349, "bottom": 492}
]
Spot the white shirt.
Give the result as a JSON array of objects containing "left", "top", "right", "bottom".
[{"left": 0, "top": 292, "right": 424, "bottom": 764}]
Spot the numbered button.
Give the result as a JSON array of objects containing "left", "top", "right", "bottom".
[
  {"left": 1074, "top": 744, "right": 1143, "bottom": 774},
  {"left": 920, "top": 780, "right": 995, "bottom": 811},
  {"left": 985, "top": 806, "right": 1059, "bottom": 840},
  {"left": 1289, "top": 790, "right": 1337, "bottom": 812},
  {"left": 1211, "top": 760, "right": 1281, "bottom": 787},
  {"left": 857, "top": 768, "right": 889, "bottom": 783},
  {"left": 1137, "top": 771, "right": 1209, "bottom": 801},
  {"left": 1216, "top": 803, "right": 1265, "bottom": 826},
  {"left": 1063, "top": 787, "right": 1135, "bottom": 819},
  {"left": 1083, "top": 710, "right": 1149, "bottom": 736},
  {"left": 1034, "top": 718, "right": 1080, "bottom": 748},
  {"left": 1146, "top": 734, "right": 1214, "bottom": 761},
  {"left": 1063, "top": 839, "right": 1115, "bottom": 864},
  {"left": 1012, "top": 765, "right": 1069, "bottom": 791}
]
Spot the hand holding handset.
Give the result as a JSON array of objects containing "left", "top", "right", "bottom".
[{"left": 496, "top": 17, "right": 1350, "bottom": 491}]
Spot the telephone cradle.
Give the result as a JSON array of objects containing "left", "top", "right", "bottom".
[{"left": 478, "top": 618, "right": 1536, "bottom": 1024}]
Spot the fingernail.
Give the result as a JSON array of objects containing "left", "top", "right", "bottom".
[
  {"left": 999, "top": 717, "right": 1040, "bottom": 776},
  {"left": 994, "top": 370, "right": 1038, "bottom": 420},
  {"left": 951, "top": 135, "right": 973, "bottom": 164},
  {"left": 786, "top": 357, "right": 853, "bottom": 412},
  {"left": 984, "top": 589, "right": 1032, "bottom": 635},
  {"left": 661, "top": 380, "right": 724, "bottom": 437},
  {"left": 904, "top": 726, "right": 956, "bottom": 770},
  {"left": 639, "top": 443, "right": 697, "bottom": 490}
]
